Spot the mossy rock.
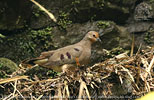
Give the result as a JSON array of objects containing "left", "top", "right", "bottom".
[{"left": 0, "top": 58, "right": 18, "bottom": 78}]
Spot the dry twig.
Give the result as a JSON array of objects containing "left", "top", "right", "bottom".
[{"left": 30, "top": 0, "right": 57, "bottom": 22}]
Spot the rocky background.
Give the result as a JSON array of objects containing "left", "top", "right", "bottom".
[{"left": 0, "top": 0, "right": 154, "bottom": 73}]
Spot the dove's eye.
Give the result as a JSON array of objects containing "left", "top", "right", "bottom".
[{"left": 93, "top": 34, "right": 96, "bottom": 38}]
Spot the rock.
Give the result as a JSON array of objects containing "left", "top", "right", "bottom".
[
  {"left": 134, "top": 2, "right": 154, "bottom": 21},
  {"left": 30, "top": 0, "right": 136, "bottom": 25},
  {"left": 0, "top": 0, "right": 138, "bottom": 31},
  {"left": 134, "top": 29, "right": 154, "bottom": 49},
  {"left": 0, "top": 58, "right": 18, "bottom": 78},
  {"left": 127, "top": 22, "right": 154, "bottom": 33},
  {"left": 0, "top": 0, "right": 31, "bottom": 31},
  {"left": 126, "top": 22, "right": 154, "bottom": 49},
  {"left": 31, "top": 0, "right": 138, "bottom": 26},
  {"left": 69, "top": 0, "right": 137, "bottom": 24}
]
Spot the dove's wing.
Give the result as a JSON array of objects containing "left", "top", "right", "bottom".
[{"left": 42, "top": 45, "right": 83, "bottom": 67}]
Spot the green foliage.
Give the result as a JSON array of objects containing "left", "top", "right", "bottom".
[
  {"left": 0, "top": 33, "right": 5, "bottom": 43},
  {"left": 71, "top": 0, "right": 80, "bottom": 14},
  {"left": 97, "top": 0, "right": 105, "bottom": 9},
  {"left": 0, "top": 71, "right": 7, "bottom": 78},
  {"left": 32, "top": 5, "right": 44, "bottom": 18},
  {"left": 90, "top": 14, "right": 96, "bottom": 21},
  {"left": 0, "top": 27, "right": 54, "bottom": 63},
  {"left": 47, "top": 70, "right": 58, "bottom": 78},
  {"left": 144, "top": 29, "right": 153, "bottom": 44},
  {"left": 29, "top": 27, "right": 53, "bottom": 49},
  {"left": 149, "top": 0, "right": 154, "bottom": 3},
  {"left": 97, "top": 21, "right": 111, "bottom": 29},
  {"left": 30, "top": 27, "right": 52, "bottom": 38},
  {"left": 110, "top": 47, "right": 125, "bottom": 55},
  {"left": 19, "top": 41, "right": 37, "bottom": 54},
  {"left": 0, "top": 63, "right": 2, "bottom": 68},
  {"left": 72, "top": 0, "right": 80, "bottom": 5},
  {"left": 33, "top": 13, "right": 40, "bottom": 17},
  {"left": 0, "top": 33, "right": 5, "bottom": 38},
  {"left": 58, "top": 11, "right": 72, "bottom": 29}
]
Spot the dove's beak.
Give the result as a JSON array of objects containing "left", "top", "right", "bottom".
[{"left": 96, "top": 37, "right": 102, "bottom": 42}]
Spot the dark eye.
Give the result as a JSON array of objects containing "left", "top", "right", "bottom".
[{"left": 93, "top": 34, "right": 96, "bottom": 38}]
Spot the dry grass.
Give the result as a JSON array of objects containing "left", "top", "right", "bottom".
[{"left": 0, "top": 46, "right": 154, "bottom": 100}]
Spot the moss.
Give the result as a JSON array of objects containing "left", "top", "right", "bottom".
[
  {"left": 103, "top": 1, "right": 129, "bottom": 14},
  {"left": 144, "top": 32, "right": 151, "bottom": 44},
  {"left": 110, "top": 47, "right": 125, "bottom": 55},
  {"left": 149, "top": 0, "right": 154, "bottom": 3},
  {"left": 0, "top": 33, "right": 5, "bottom": 43},
  {"left": 58, "top": 11, "right": 72, "bottom": 30},
  {"left": 0, "top": 58, "right": 18, "bottom": 78},
  {"left": 34, "top": 13, "right": 40, "bottom": 17},
  {"left": 144, "top": 29, "right": 153, "bottom": 44},
  {"left": 0, "top": 26, "right": 55, "bottom": 63},
  {"left": 71, "top": 0, "right": 80, "bottom": 5},
  {"left": 71, "top": 0, "right": 80, "bottom": 9},
  {"left": 0, "top": 33, "right": 5, "bottom": 38},
  {"left": 19, "top": 41, "right": 37, "bottom": 54},
  {"left": 97, "top": 0, "right": 105, "bottom": 9},
  {"left": 29, "top": 27, "right": 53, "bottom": 49},
  {"left": 18, "top": 27, "right": 54, "bottom": 57},
  {"left": 32, "top": 5, "right": 44, "bottom": 18},
  {"left": 97, "top": 21, "right": 111, "bottom": 29}
]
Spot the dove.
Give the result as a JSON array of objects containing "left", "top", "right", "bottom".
[{"left": 22, "top": 31, "right": 101, "bottom": 72}]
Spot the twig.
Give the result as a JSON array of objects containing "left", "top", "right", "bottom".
[
  {"left": 121, "top": 66, "right": 135, "bottom": 81},
  {"left": 147, "top": 56, "right": 154, "bottom": 73},
  {"left": 3, "top": 93, "right": 13, "bottom": 100},
  {"left": 57, "top": 83, "right": 62, "bottom": 100},
  {"left": 7, "top": 94, "right": 18, "bottom": 100},
  {"left": 21, "top": 78, "right": 60, "bottom": 85},
  {"left": 130, "top": 33, "right": 135, "bottom": 57},
  {"left": 16, "top": 89, "right": 26, "bottom": 100},
  {"left": 36, "top": 94, "right": 43, "bottom": 100},
  {"left": 78, "top": 79, "right": 84, "bottom": 99},
  {"left": 0, "top": 76, "right": 28, "bottom": 84},
  {"left": 78, "top": 79, "right": 91, "bottom": 100},
  {"left": 64, "top": 80, "right": 70, "bottom": 98},
  {"left": 136, "top": 43, "right": 142, "bottom": 56},
  {"left": 11, "top": 81, "right": 26, "bottom": 100},
  {"left": 30, "top": 0, "right": 57, "bottom": 22},
  {"left": 144, "top": 56, "right": 154, "bottom": 79},
  {"left": 13, "top": 80, "right": 17, "bottom": 97},
  {"left": 84, "top": 82, "right": 91, "bottom": 100},
  {"left": 144, "top": 79, "right": 150, "bottom": 92}
]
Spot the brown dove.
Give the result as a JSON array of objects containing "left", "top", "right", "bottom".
[{"left": 23, "top": 31, "right": 101, "bottom": 72}]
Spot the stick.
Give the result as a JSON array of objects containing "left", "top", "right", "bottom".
[
  {"left": 30, "top": 0, "right": 57, "bottom": 22},
  {"left": 130, "top": 33, "right": 135, "bottom": 57},
  {"left": 0, "top": 76, "right": 28, "bottom": 84}
]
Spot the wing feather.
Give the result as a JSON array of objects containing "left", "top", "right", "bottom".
[{"left": 43, "top": 45, "right": 83, "bottom": 66}]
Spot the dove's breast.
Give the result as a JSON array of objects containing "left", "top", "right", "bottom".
[{"left": 79, "top": 48, "right": 91, "bottom": 65}]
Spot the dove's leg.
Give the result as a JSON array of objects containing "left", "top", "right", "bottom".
[{"left": 75, "top": 57, "right": 80, "bottom": 66}]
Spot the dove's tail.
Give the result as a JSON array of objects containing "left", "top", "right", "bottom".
[{"left": 20, "top": 57, "right": 48, "bottom": 68}]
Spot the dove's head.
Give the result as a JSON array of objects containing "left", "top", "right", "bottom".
[{"left": 85, "top": 31, "right": 101, "bottom": 43}]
